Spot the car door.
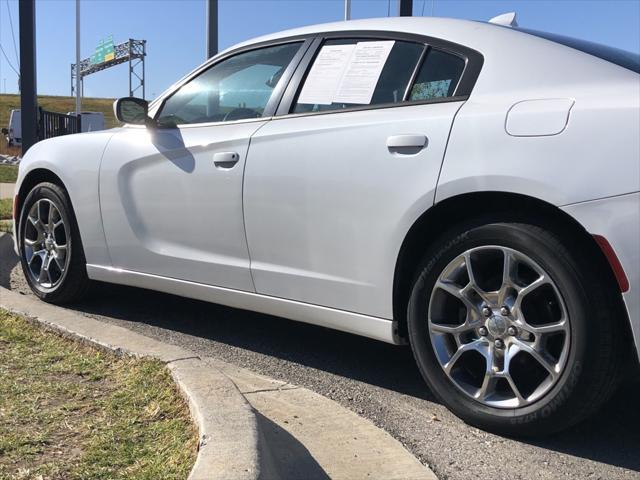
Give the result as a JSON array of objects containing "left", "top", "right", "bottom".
[
  {"left": 99, "top": 40, "right": 307, "bottom": 290},
  {"left": 243, "top": 34, "right": 481, "bottom": 318}
]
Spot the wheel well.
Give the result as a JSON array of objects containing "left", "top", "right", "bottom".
[
  {"left": 392, "top": 192, "right": 632, "bottom": 357},
  {"left": 16, "top": 168, "right": 66, "bottom": 217}
]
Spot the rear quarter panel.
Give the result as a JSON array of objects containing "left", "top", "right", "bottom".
[{"left": 432, "top": 23, "right": 639, "bottom": 206}]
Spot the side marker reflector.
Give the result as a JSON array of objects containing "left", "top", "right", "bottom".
[{"left": 593, "top": 234, "right": 630, "bottom": 293}]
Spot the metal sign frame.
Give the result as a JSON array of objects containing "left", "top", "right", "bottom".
[{"left": 71, "top": 38, "right": 146, "bottom": 99}]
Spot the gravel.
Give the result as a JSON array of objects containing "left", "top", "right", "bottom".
[{"left": 7, "top": 263, "right": 640, "bottom": 480}]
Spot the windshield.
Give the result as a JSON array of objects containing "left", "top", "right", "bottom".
[{"left": 516, "top": 27, "right": 640, "bottom": 74}]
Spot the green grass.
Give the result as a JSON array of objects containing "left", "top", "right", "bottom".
[
  {"left": 0, "top": 198, "right": 11, "bottom": 220},
  {"left": 0, "top": 165, "right": 18, "bottom": 183},
  {"left": 0, "top": 309, "right": 198, "bottom": 480},
  {"left": 0, "top": 93, "right": 117, "bottom": 129}
]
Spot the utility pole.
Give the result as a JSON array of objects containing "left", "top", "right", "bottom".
[
  {"left": 75, "top": 0, "right": 81, "bottom": 115},
  {"left": 344, "top": 0, "right": 351, "bottom": 20},
  {"left": 398, "top": 0, "right": 413, "bottom": 16},
  {"left": 206, "top": 0, "right": 218, "bottom": 59},
  {"left": 19, "top": 0, "right": 38, "bottom": 154}
]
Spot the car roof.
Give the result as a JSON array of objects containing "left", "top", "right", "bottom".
[
  {"left": 226, "top": 17, "right": 497, "bottom": 53},
  {"left": 221, "top": 16, "right": 635, "bottom": 88}
]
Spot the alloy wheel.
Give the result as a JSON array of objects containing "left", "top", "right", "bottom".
[
  {"left": 22, "top": 198, "right": 71, "bottom": 291},
  {"left": 428, "top": 246, "right": 570, "bottom": 408}
]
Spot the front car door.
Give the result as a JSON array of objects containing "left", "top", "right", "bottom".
[
  {"left": 243, "top": 32, "right": 483, "bottom": 318},
  {"left": 99, "top": 40, "right": 308, "bottom": 290}
]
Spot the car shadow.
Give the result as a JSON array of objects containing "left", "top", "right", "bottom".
[{"left": 76, "top": 281, "right": 434, "bottom": 402}]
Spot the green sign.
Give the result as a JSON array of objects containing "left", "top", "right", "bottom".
[{"left": 90, "top": 36, "right": 115, "bottom": 65}]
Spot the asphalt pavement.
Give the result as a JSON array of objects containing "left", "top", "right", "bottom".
[{"left": 5, "top": 257, "right": 640, "bottom": 480}]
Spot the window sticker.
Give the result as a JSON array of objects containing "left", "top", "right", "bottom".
[
  {"left": 297, "top": 44, "right": 356, "bottom": 105},
  {"left": 297, "top": 40, "right": 395, "bottom": 106},
  {"left": 333, "top": 41, "right": 395, "bottom": 104}
]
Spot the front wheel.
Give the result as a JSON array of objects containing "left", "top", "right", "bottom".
[
  {"left": 408, "top": 222, "right": 621, "bottom": 436},
  {"left": 18, "top": 182, "right": 91, "bottom": 304}
]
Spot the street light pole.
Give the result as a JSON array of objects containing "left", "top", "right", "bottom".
[
  {"left": 19, "top": 0, "right": 38, "bottom": 154},
  {"left": 344, "top": 0, "right": 351, "bottom": 20},
  {"left": 75, "top": 0, "right": 81, "bottom": 115},
  {"left": 206, "top": 0, "right": 218, "bottom": 59}
]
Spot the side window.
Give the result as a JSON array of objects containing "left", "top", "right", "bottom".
[
  {"left": 293, "top": 39, "right": 424, "bottom": 114},
  {"left": 409, "top": 49, "right": 466, "bottom": 101},
  {"left": 157, "top": 42, "right": 302, "bottom": 126}
]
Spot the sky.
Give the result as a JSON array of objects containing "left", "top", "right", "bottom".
[{"left": 1, "top": 0, "right": 639, "bottom": 99}]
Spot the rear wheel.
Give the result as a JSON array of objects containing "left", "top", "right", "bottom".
[
  {"left": 18, "top": 182, "right": 91, "bottom": 304},
  {"left": 408, "top": 222, "right": 621, "bottom": 436}
]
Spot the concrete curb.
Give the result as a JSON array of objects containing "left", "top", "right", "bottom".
[{"left": 0, "top": 285, "right": 263, "bottom": 480}]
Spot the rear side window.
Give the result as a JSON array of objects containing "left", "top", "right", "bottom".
[
  {"left": 409, "top": 49, "right": 466, "bottom": 100},
  {"left": 293, "top": 39, "right": 424, "bottom": 113}
]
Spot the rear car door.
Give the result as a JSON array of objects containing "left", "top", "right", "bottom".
[
  {"left": 243, "top": 33, "right": 482, "bottom": 318},
  {"left": 99, "top": 40, "right": 308, "bottom": 290}
]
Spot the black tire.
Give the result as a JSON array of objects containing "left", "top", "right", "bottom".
[
  {"left": 18, "top": 182, "right": 91, "bottom": 304},
  {"left": 407, "top": 222, "right": 622, "bottom": 436}
]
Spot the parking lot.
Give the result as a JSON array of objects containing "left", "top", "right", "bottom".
[{"left": 3, "top": 248, "right": 638, "bottom": 480}]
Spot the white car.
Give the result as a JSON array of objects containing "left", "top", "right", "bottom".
[{"left": 12, "top": 17, "right": 639, "bottom": 436}]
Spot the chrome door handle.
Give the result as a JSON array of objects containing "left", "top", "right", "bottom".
[
  {"left": 213, "top": 151, "right": 240, "bottom": 169},
  {"left": 386, "top": 134, "right": 428, "bottom": 149}
]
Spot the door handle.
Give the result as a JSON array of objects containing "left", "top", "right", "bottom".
[
  {"left": 213, "top": 151, "right": 240, "bottom": 169},
  {"left": 386, "top": 134, "right": 428, "bottom": 149}
]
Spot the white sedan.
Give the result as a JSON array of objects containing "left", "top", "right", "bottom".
[{"left": 13, "top": 16, "right": 639, "bottom": 436}]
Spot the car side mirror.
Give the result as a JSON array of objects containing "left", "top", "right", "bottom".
[
  {"left": 114, "top": 97, "right": 155, "bottom": 127},
  {"left": 1, "top": 128, "right": 8, "bottom": 135}
]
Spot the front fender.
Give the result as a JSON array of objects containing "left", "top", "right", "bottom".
[{"left": 16, "top": 130, "right": 119, "bottom": 266}]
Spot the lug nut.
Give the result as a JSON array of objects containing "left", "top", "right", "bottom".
[
  {"left": 482, "top": 306, "right": 492, "bottom": 317},
  {"left": 478, "top": 327, "right": 488, "bottom": 337},
  {"left": 507, "top": 326, "right": 517, "bottom": 336},
  {"left": 500, "top": 306, "right": 510, "bottom": 316},
  {"left": 494, "top": 339, "right": 505, "bottom": 349}
]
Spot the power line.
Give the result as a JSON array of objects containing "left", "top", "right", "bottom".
[
  {"left": 0, "top": 43, "right": 20, "bottom": 77},
  {"left": 5, "top": 0, "right": 20, "bottom": 68}
]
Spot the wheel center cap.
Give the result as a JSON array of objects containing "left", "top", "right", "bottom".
[
  {"left": 486, "top": 314, "right": 509, "bottom": 337},
  {"left": 44, "top": 236, "right": 54, "bottom": 251}
]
